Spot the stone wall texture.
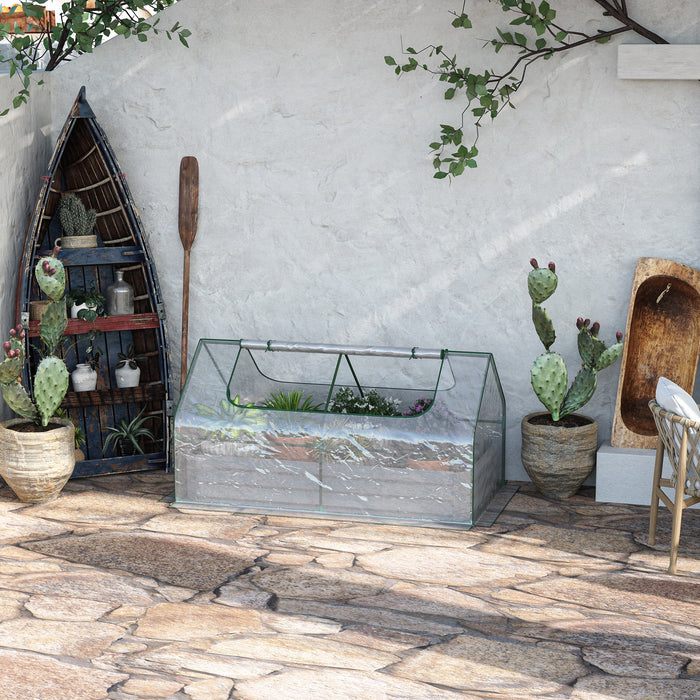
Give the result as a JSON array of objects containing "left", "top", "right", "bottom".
[{"left": 2, "top": 0, "right": 698, "bottom": 478}]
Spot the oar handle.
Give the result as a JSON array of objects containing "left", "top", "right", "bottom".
[{"left": 181, "top": 248, "right": 191, "bottom": 389}]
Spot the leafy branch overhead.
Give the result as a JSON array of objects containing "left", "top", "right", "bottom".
[
  {"left": 0, "top": 1, "right": 190, "bottom": 115},
  {"left": 385, "top": 0, "right": 668, "bottom": 179}
]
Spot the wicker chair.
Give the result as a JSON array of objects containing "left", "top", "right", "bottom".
[{"left": 648, "top": 399, "right": 700, "bottom": 574}]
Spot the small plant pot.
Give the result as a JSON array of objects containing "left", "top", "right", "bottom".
[
  {"left": 56, "top": 234, "right": 97, "bottom": 249},
  {"left": 71, "top": 363, "right": 97, "bottom": 392},
  {"left": 521, "top": 412, "right": 597, "bottom": 500},
  {"left": 115, "top": 364, "right": 140, "bottom": 388},
  {"left": 71, "top": 302, "right": 99, "bottom": 319},
  {"left": 29, "top": 300, "right": 51, "bottom": 321},
  {"left": 116, "top": 438, "right": 139, "bottom": 457}
]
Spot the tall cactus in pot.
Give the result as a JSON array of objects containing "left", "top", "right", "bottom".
[
  {"left": 0, "top": 246, "right": 75, "bottom": 503},
  {"left": 522, "top": 258, "right": 625, "bottom": 500},
  {"left": 528, "top": 258, "right": 624, "bottom": 422},
  {"left": 0, "top": 246, "right": 69, "bottom": 426}
]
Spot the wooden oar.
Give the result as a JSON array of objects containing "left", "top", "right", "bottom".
[{"left": 178, "top": 156, "right": 199, "bottom": 390}]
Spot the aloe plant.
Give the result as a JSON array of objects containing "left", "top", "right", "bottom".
[
  {"left": 261, "top": 389, "right": 324, "bottom": 412},
  {"left": 102, "top": 406, "right": 155, "bottom": 455}
]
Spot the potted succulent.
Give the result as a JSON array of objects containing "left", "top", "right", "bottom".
[
  {"left": 103, "top": 406, "right": 155, "bottom": 457},
  {"left": 259, "top": 389, "right": 324, "bottom": 461},
  {"left": 66, "top": 283, "right": 105, "bottom": 321},
  {"left": 57, "top": 193, "right": 98, "bottom": 248},
  {"left": 0, "top": 247, "right": 75, "bottom": 503},
  {"left": 71, "top": 329, "right": 102, "bottom": 392},
  {"left": 521, "top": 259, "right": 624, "bottom": 499},
  {"left": 115, "top": 343, "right": 144, "bottom": 388}
]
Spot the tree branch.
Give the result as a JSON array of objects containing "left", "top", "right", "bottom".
[
  {"left": 591, "top": 0, "right": 668, "bottom": 44},
  {"left": 387, "top": 0, "right": 672, "bottom": 178}
]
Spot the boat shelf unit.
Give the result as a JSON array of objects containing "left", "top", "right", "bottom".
[
  {"left": 15, "top": 87, "right": 172, "bottom": 478},
  {"left": 174, "top": 339, "right": 506, "bottom": 529}
]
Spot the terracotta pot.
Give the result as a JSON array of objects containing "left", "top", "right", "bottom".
[
  {"left": 29, "top": 300, "right": 50, "bottom": 321},
  {"left": 0, "top": 418, "right": 75, "bottom": 503},
  {"left": 268, "top": 435, "right": 317, "bottom": 462},
  {"left": 406, "top": 458, "right": 451, "bottom": 471},
  {"left": 521, "top": 412, "right": 597, "bottom": 500}
]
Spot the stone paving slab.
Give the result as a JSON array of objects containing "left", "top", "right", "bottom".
[{"left": 0, "top": 476, "right": 697, "bottom": 699}]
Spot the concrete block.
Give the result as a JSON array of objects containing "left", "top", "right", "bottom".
[{"left": 596, "top": 442, "right": 699, "bottom": 508}]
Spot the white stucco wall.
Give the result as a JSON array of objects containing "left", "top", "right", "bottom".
[
  {"left": 0, "top": 75, "right": 52, "bottom": 421},
  {"left": 37, "top": 0, "right": 700, "bottom": 479}
]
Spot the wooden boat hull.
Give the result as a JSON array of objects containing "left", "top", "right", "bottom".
[
  {"left": 611, "top": 258, "right": 700, "bottom": 449},
  {"left": 15, "top": 87, "right": 172, "bottom": 476}
]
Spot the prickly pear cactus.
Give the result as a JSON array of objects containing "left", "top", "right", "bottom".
[
  {"left": 0, "top": 247, "right": 70, "bottom": 426},
  {"left": 1, "top": 380, "right": 40, "bottom": 422},
  {"left": 528, "top": 259, "right": 624, "bottom": 421},
  {"left": 35, "top": 256, "right": 66, "bottom": 302},
  {"left": 34, "top": 356, "right": 70, "bottom": 426},
  {"left": 530, "top": 352, "right": 568, "bottom": 421},
  {"left": 38, "top": 296, "right": 68, "bottom": 356},
  {"left": 59, "top": 193, "right": 97, "bottom": 238}
]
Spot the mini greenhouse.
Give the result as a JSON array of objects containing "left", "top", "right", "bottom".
[{"left": 174, "top": 339, "right": 505, "bottom": 528}]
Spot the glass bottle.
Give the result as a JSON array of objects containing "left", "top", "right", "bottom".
[{"left": 105, "top": 270, "right": 134, "bottom": 315}]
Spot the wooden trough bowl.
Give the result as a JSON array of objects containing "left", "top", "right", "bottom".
[{"left": 611, "top": 258, "right": 700, "bottom": 449}]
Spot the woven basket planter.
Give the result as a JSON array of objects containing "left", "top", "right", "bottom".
[
  {"left": 0, "top": 418, "right": 75, "bottom": 503},
  {"left": 521, "top": 412, "right": 597, "bottom": 500}
]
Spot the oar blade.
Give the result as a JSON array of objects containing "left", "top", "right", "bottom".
[{"left": 178, "top": 156, "right": 199, "bottom": 249}]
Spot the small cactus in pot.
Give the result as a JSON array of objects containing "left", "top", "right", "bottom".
[
  {"left": 57, "top": 194, "right": 98, "bottom": 248},
  {"left": 528, "top": 258, "right": 624, "bottom": 422},
  {"left": 0, "top": 246, "right": 69, "bottom": 427},
  {"left": 59, "top": 193, "right": 97, "bottom": 238}
]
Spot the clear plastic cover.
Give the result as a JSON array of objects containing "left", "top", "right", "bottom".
[{"left": 174, "top": 339, "right": 505, "bottom": 528}]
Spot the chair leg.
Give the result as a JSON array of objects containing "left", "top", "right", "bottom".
[
  {"left": 648, "top": 440, "right": 664, "bottom": 546},
  {"left": 668, "top": 431, "right": 688, "bottom": 575}
]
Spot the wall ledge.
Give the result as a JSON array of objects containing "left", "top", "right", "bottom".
[{"left": 618, "top": 44, "right": 700, "bottom": 80}]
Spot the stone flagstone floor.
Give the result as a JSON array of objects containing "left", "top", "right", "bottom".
[{"left": 0, "top": 472, "right": 699, "bottom": 699}]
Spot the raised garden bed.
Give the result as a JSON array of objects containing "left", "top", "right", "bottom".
[{"left": 174, "top": 339, "right": 505, "bottom": 528}]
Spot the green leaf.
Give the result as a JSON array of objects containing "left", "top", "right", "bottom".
[
  {"left": 433, "top": 171, "right": 448, "bottom": 179},
  {"left": 555, "top": 30, "right": 568, "bottom": 41},
  {"left": 510, "top": 16, "right": 527, "bottom": 25},
  {"left": 497, "top": 30, "right": 514, "bottom": 44},
  {"left": 384, "top": 55, "right": 396, "bottom": 66},
  {"left": 444, "top": 87, "right": 455, "bottom": 100},
  {"left": 514, "top": 32, "right": 527, "bottom": 46},
  {"left": 535, "top": 38, "right": 546, "bottom": 50},
  {"left": 451, "top": 13, "right": 472, "bottom": 29}
]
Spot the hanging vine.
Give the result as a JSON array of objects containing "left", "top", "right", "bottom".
[{"left": 385, "top": 1, "right": 668, "bottom": 179}]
